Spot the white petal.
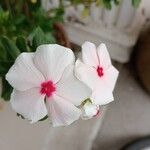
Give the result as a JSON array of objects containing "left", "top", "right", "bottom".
[
  {"left": 10, "top": 88, "right": 47, "bottom": 123},
  {"left": 6, "top": 53, "right": 45, "bottom": 91},
  {"left": 46, "top": 94, "right": 81, "bottom": 127},
  {"left": 34, "top": 44, "right": 75, "bottom": 83},
  {"left": 75, "top": 59, "right": 99, "bottom": 90},
  {"left": 91, "top": 85, "right": 114, "bottom": 105},
  {"left": 104, "top": 66, "right": 119, "bottom": 91},
  {"left": 97, "top": 43, "right": 111, "bottom": 70},
  {"left": 82, "top": 41, "right": 99, "bottom": 67},
  {"left": 56, "top": 65, "right": 91, "bottom": 106}
]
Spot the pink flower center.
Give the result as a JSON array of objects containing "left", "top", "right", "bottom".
[
  {"left": 40, "top": 81, "right": 56, "bottom": 97},
  {"left": 97, "top": 66, "right": 104, "bottom": 77}
]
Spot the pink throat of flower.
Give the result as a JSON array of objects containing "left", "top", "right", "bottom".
[
  {"left": 97, "top": 66, "right": 104, "bottom": 77},
  {"left": 40, "top": 81, "right": 56, "bottom": 97}
]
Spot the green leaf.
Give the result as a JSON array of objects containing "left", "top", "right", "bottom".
[
  {"left": 14, "top": 14, "right": 26, "bottom": 25},
  {"left": 1, "top": 78, "right": 13, "bottom": 101},
  {"left": 132, "top": 0, "right": 141, "bottom": 8},
  {"left": 16, "top": 36, "right": 29, "bottom": 52},
  {"left": 103, "top": 0, "right": 112, "bottom": 10},
  {"left": 32, "top": 27, "right": 45, "bottom": 50},
  {"left": 0, "top": 36, "right": 20, "bottom": 60},
  {"left": 0, "top": 7, "right": 9, "bottom": 24},
  {"left": 45, "top": 33, "right": 56, "bottom": 44},
  {"left": 32, "top": 27, "right": 55, "bottom": 51},
  {"left": 0, "top": 41, "right": 7, "bottom": 60},
  {"left": 114, "top": 0, "right": 120, "bottom": 5},
  {"left": 0, "top": 60, "right": 13, "bottom": 76}
]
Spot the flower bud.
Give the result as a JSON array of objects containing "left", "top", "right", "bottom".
[{"left": 81, "top": 100, "right": 100, "bottom": 120}]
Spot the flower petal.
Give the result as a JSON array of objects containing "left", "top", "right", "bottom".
[
  {"left": 91, "top": 85, "right": 114, "bottom": 105},
  {"left": 46, "top": 94, "right": 81, "bottom": 127},
  {"left": 97, "top": 43, "right": 111, "bottom": 70},
  {"left": 6, "top": 53, "right": 45, "bottom": 91},
  {"left": 75, "top": 59, "right": 99, "bottom": 90},
  {"left": 56, "top": 65, "right": 91, "bottom": 106},
  {"left": 82, "top": 41, "right": 99, "bottom": 67},
  {"left": 104, "top": 66, "right": 119, "bottom": 91},
  {"left": 34, "top": 44, "right": 75, "bottom": 83},
  {"left": 91, "top": 66, "right": 118, "bottom": 105},
  {"left": 10, "top": 88, "right": 47, "bottom": 123}
]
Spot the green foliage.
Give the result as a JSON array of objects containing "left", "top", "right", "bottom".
[
  {"left": 102, "top": 0, "right": 112, "bottom": 9},
  {"left": 0, "top": 60, "right": 13, "bottom": 76},
  {"left": 69, "top": 0, "right": 141, "bottom": 9},
  {"left": 0, "top": 41, "right": 7, "bottom": 60},
  {"left": 31, "top": 7, "right": 64, "bottom": 32},
  {"left": 31, "top": 27, "right": 56, "bottom": 50},
  {"left": 0, "top": 7, "right": 28, "bottom": 39},
  {"left": 1, "top": 36, "right": 20, "bottom": 60},
  {"left": 0, "top": 7, "right": 9, "bottom": 24},
  {"left": 102, "top": 0, "right": 121, "bottom": 9},
  {"left": 132, "top": 0, "right": 141, "bottom": 8},
  {"left": 16, "top": 36, "right": 30, "bottom": 52}
]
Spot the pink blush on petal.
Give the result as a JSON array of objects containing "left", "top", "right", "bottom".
[
  {"left": 40, "top": 81, "right": 56, "bottom": 97},
  {"left": 97, "top": 66, "right": 104, "bottom": 77},
  {"left": 93, "top": 108, "right": 100, "bottom": 117}
]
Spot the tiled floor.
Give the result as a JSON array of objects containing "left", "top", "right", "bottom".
[{"left": 92, "top": 65, "right": 150, "bottom": 150}]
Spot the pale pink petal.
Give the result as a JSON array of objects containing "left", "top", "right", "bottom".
[
  {"left": 82, "top": 41, "right": 99, "bottom": 67},
  {"left": 56, "top": 65, "right": 91, "bottom": 106},
  {"left": 34, "top": 44, "right": 75, "bottom": 83},
  {"left": 91, "top": 85, "right": 114, "bottom": 105},
  {"left": 46, "top": 94, "right": 81, "bottom": 127},
  {"left": 10, "top": 88, "right": 47, "bottom": 123},
  {"left": 6, "top": 53, "right": 45, "bottom": 91},
  {"left": 75, "top": 59, "right": 99, "bottom": 90},
  {"left": 97, "top": 43, "right": 111, "bottom": 70},
  {"left": 104, "top": 66, "right": 119, "bottom": 91}
]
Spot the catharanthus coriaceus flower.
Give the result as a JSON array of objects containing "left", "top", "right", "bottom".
[
  {"left": 6, "top": 41, "right": 119, "bottom": 126},
  {"left": 75, "top": 41, "right": 119, "bottom": 106},
  {"left": 6, "top": 44, "right": 91, "bottom": 127}
]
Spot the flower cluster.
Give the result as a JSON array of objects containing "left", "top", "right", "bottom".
[{"left": 6, "top": 41, "right": 118, "bottom": 127}]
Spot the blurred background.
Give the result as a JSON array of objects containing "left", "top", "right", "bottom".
[{"left": 0, "top": 0, "right": 150, "bottom": 150}]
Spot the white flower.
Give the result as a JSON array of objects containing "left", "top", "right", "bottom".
[
  {"left": 75, "top": 41, "right": 119, "bottom": 105},
  {"left": 81, "top": 100, "right": 100, "bottom": 120},
  {"left": 6, "top": 44, "right": 91, "bottom": 127}
]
